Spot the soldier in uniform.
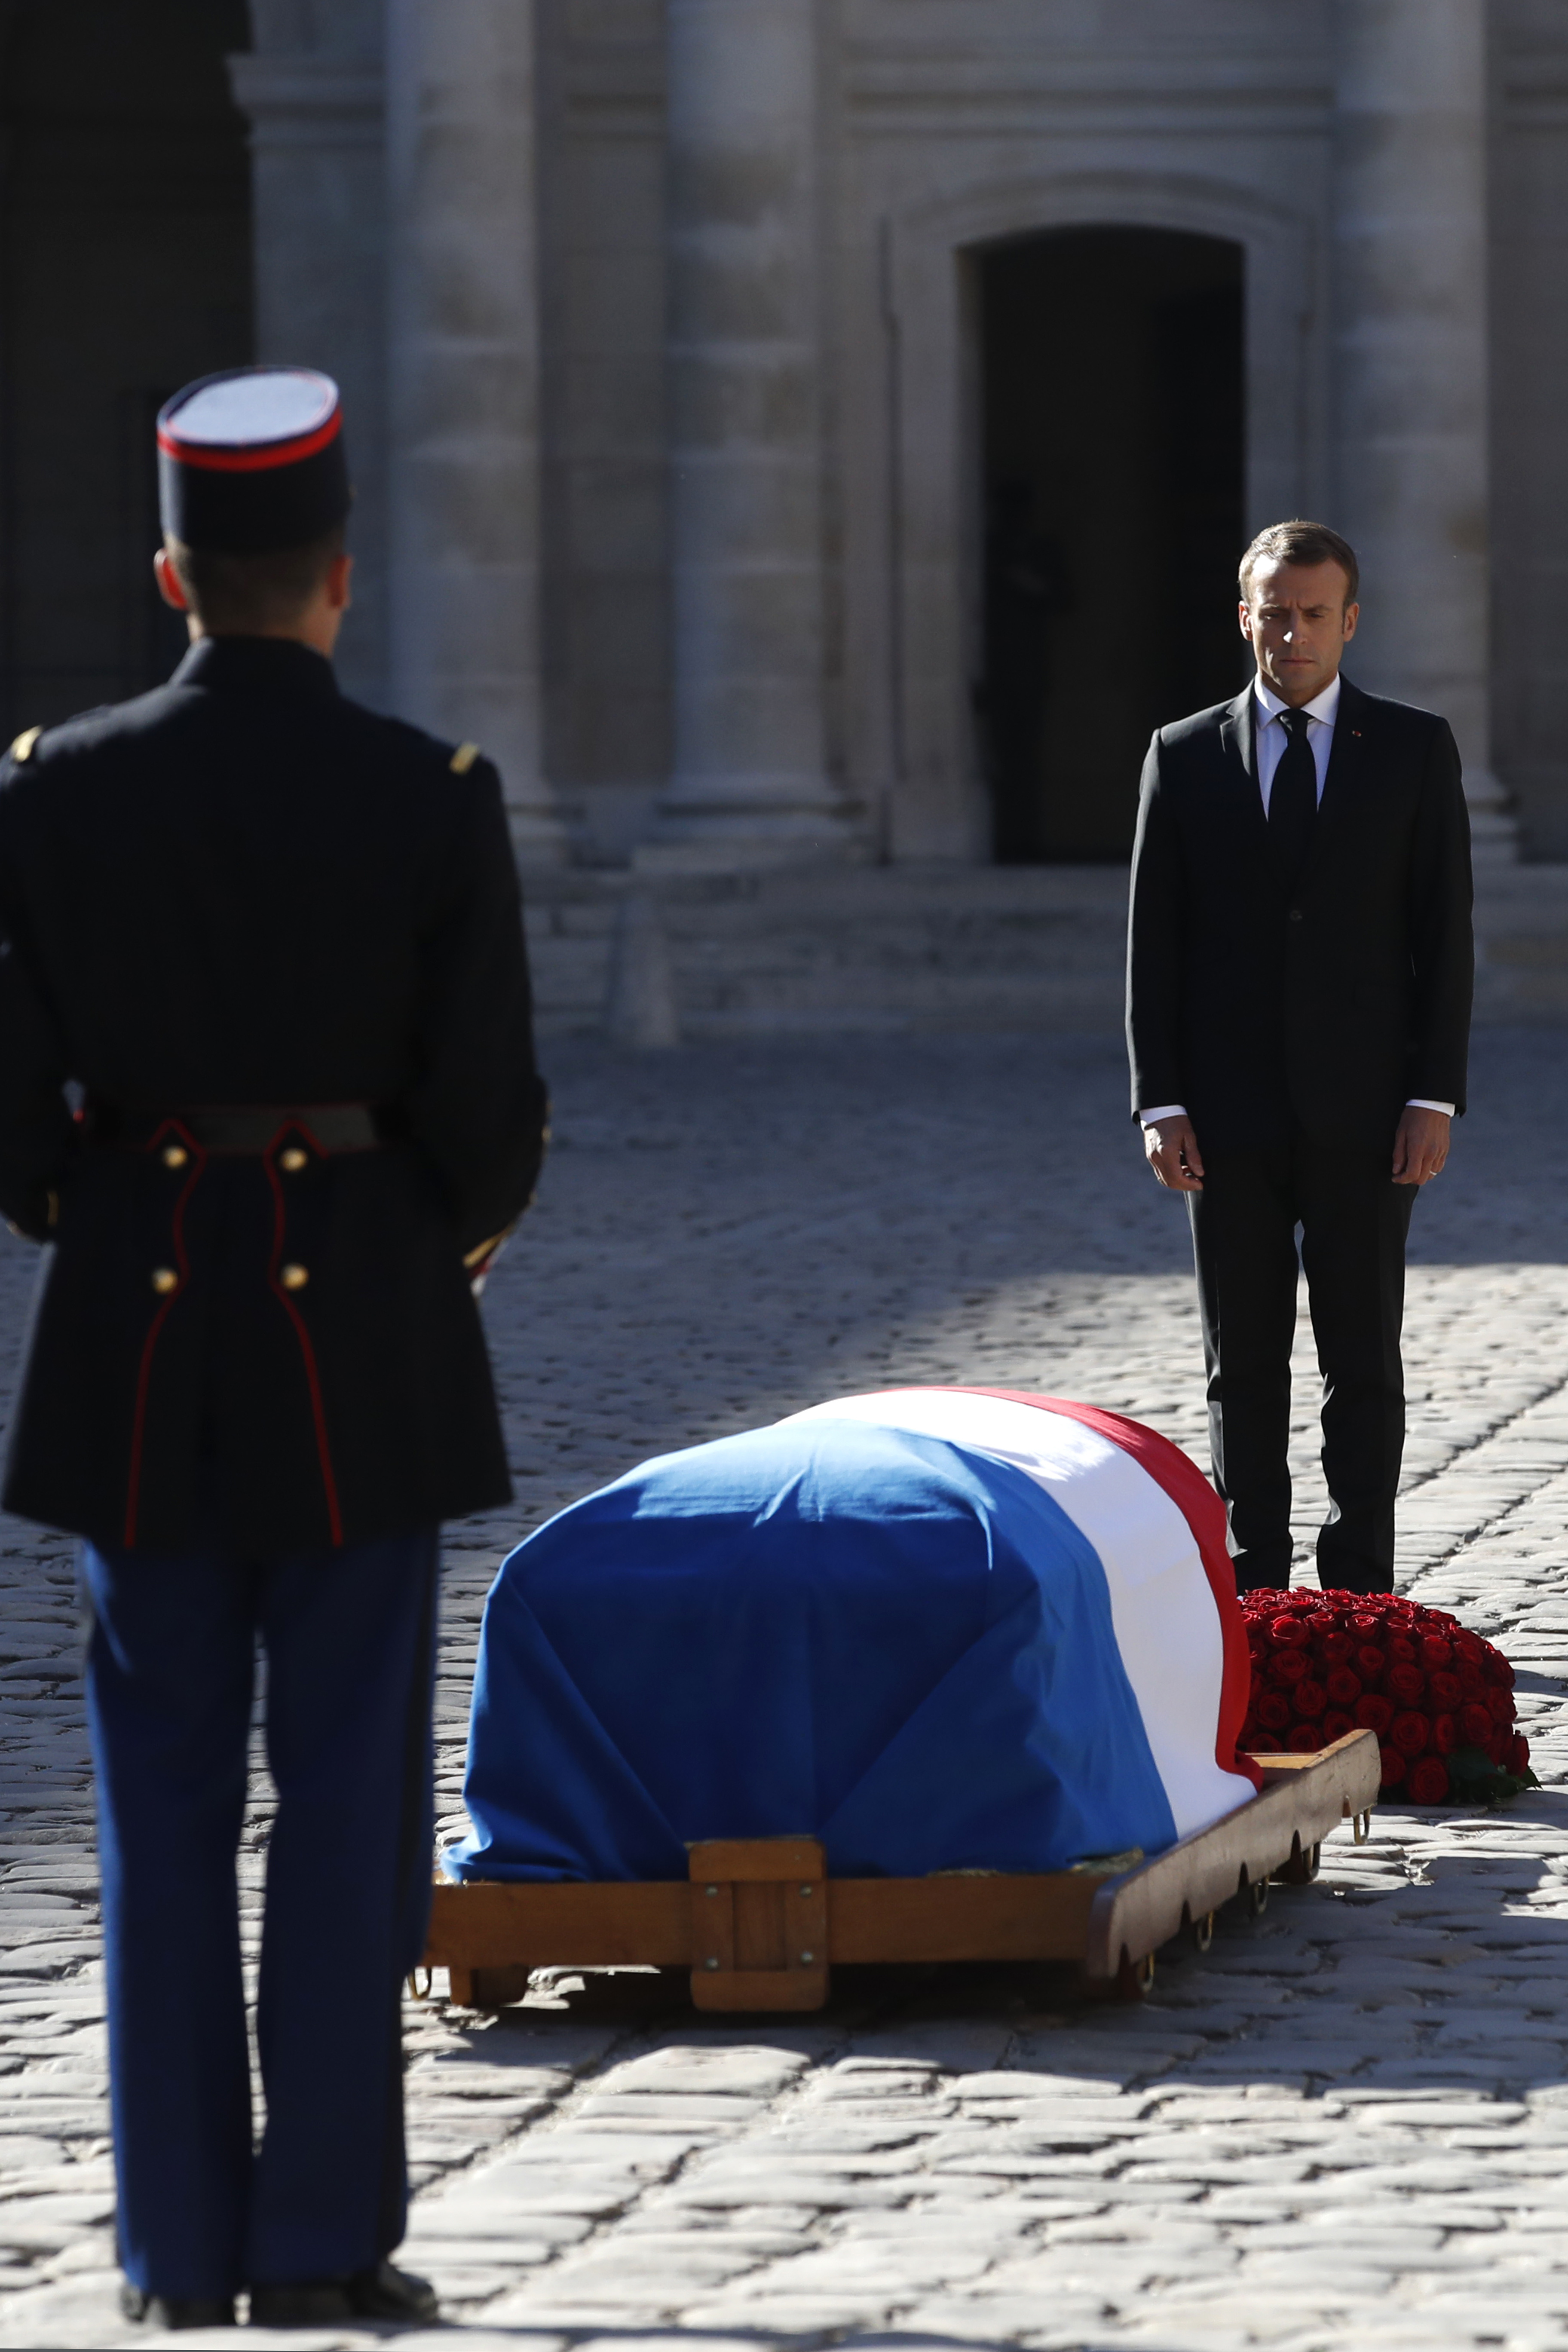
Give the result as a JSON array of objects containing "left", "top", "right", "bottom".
[{"left": 0, "top": 368, "right": 547, "bottom": 2328}]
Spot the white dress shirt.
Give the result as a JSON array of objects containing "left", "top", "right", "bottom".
[{"left": 1139, "top": 670, "right": 1455, "bottom": 1127}]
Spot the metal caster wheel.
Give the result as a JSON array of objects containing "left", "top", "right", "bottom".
[
  {"left": 1188, "top": 1909, "right": 1215, "bottom": 1954},
  {"left": 1116, "top": 1950, "right": 1155, "bottom": 2001}
]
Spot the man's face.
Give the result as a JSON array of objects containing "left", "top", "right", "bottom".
[{"left": 1240, "top": 560, "right": 1359, "bottom": 706}]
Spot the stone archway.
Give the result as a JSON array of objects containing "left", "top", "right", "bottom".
[
  {"left": 978, "top": 225, "right": 1245, "bottom": 864},
  {"left": 881, "top": 171, "right": 1317, "bottom": 863}
]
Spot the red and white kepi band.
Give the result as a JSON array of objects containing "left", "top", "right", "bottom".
[{"left": 157, "top": 367, "right": 352, "bottom": 555}]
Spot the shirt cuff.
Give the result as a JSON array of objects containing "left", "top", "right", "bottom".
[
  {"left": 1405, "top": 1099, "right": 1455, "bottom": 1116},
  {"left": 1139, "top": 1104, "right": 1188, "bottom": 1126}
]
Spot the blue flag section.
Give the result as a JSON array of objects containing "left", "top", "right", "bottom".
[{"left": 446, "top": 1413, "right": 1194, "bottom": 1884}]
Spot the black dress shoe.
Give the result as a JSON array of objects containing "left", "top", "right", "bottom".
[
  {"left": 120, "top": 2282, "right": 237, "bottom": 2329},
  {"left": 248, "top": 2261, "right": 438, "bottom": 2328},
  {"left": 348, "top": 2262, "right": 439, "bottom": 2323},
  {"left": 246, "top": 2278, "right": 353, "bottom": 2327}
]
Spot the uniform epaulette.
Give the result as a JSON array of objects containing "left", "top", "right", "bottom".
[
  {"left": 450, "top": 742, "right": 481, "bottom": 775},
  {"left": 8, "top": 727, "right": 41, "bottom": 765}
]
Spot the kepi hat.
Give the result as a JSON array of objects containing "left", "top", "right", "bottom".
[{"left": 158, "top": 367, "right": 352, "bottom": 555}]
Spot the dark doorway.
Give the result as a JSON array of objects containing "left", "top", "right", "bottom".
[
  {"left": 0, "top": 1, "right": 253, "bottom": 741},
  {"left": 977, "top": 227, "right": 1245, "bottom": 862}
]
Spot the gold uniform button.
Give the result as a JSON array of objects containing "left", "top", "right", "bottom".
[
  {"left": 162, "top": 1145, "right": 188, "bottom": 1170},
  {"left": 151, "top": 1268, "right": 179, "bottom": 1295},
  {"left": 279, "top": 1263, "right": 309, "bottom": 1291},
  {"left": 279, "top": 1148, "right": 308, "bottom": 1173}
]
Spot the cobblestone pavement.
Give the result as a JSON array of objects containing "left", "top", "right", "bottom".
[{"left": 0, "top": 1028, "right": 1562, "bottom": 2349}]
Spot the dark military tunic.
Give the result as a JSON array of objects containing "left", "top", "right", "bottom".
[{"left": 0, "top": 634, "right": 546, "bottom": 1553}]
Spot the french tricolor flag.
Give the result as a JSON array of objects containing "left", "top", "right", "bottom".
[
  {"left": 448, "top": 1387, "right": 1259, "bottom": 1887},
  {"left": 786, "top": 1390, "right": 1261, "bottom": 1839}
]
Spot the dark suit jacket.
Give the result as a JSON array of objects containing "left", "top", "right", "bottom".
[
  {"left": 0, "top": 635, "right": 547, "bottom": 1552},
  {"left": 1126, "top": 676, "right": 1473, "bottom": 1152}
]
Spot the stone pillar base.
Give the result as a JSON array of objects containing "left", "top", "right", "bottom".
[
  {"left": 635, "top": 789, "right": 865, "bottom": 874},
  {"left": 1465, "top": 770, "right": 1520, "bottom": 864},
  {"left": 509, "top": 810, "right": 573, "bottom": 870}
]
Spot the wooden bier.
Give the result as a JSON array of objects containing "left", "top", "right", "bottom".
[{"left": 422, "top": 1729, "right": 1381, "bottom": 2012}]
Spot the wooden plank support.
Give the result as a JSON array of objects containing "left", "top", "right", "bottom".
[
  {"left": 421, "top": 1734, "right": 1380, "bottom": 2014},
  {"left": 424, "top": 1877, "right": 691, "bottom": 1976},
  {"left": 828, "top": 1870, "right": 1100, "bottom": 1963},
  {"left": 1082, "top": 1728, "right": 1381, "bottom": 1982},
  {"left": 688, "top": 1837, "right": 829, "bottom": 2011}
]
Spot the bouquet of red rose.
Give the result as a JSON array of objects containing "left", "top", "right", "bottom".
[{"left": 1237, "top": 1589, "right": 1536, "bottom": 1807}]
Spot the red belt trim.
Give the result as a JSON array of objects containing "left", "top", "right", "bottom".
[
  {"left": 123, "top": 1121, "right": 206, "bottom": 1550},
  {"left": 156, "top": 410, "right": 341, "bottom": 475},
  {"left": 264, "top": 1139, "right": 344, "bottom": 1548},
  {"left": 934, "top": 1387, "right": 1262, "bottom": 1795}
]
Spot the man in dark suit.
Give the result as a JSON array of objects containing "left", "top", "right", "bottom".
[
  {"left": 1126, "top": 518, "right": 1473, "bottom": 1596},
  {"left": 0, "top": 369, "right": 546, "bottom": 2328}
]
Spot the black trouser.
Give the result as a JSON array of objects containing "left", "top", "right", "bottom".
[{"left": 1187, "top": 1136, "right": 1416, "bottom": 1594}]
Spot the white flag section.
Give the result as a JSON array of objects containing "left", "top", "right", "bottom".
[{"left": 784, "top": 1389, "right": 1257, "bottom": 1839}]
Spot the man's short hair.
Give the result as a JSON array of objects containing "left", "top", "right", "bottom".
[
  {"left": 1239, "top": 521, "right": 1359, "bottom": 609},
  {"left": 165, "top": 525, "right": 345, "bottom": 637}
]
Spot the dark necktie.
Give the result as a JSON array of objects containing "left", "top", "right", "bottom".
[{"left": 1268, "top": 707, "right": 1317, "bottom": 894}]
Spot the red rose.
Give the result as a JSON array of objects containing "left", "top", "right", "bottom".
[
  {"left": 1460, "top": 1702, "right": 1494, "bottom": 1746},
  {"left": 1509, "top": 1735, "right": 1531, "bottom": 1776},
  {"left": 1287, "top": 1723, "right": 1322, "bottom": 1752},
  {"left": 1458, "top": 1657, "right": 1484, "bottom": 1695},
  {"left": 1378, "top": 1745, "right": 1407, "bottom": 1785},
  {"left": 1293, "top": 1678, "right": 1327, "bottom": 1719},
  {"left": 1255, "top": 1690, "right": 1292, "bottom": 1732},
  {"left": 1269, "top": 1616, "right": 1310, "bottom": 1648},
  {"left": 1270, "top": 1650, "right": 1309, "bottom": 1687},
  {"left": 1408, "top": 1757, "right": 1450, "bottom": 1804},
  {"left": 1428, "top": 1671, "right": 1463, "bottom": 1710},
  {"left": 1419, "top": 1634, "right": 1452, "bottom": 1670},
  {"left": 1321, "top": 1709, "right": 1355, "bottom": 1743},
  {"left": 1431, "top": 1713, "right": 1458, "bottom": 1755},
  {"left": 1324, "top": 1666, "right": 1363, "bottom": 1707},
  {"left": 1488, "top": 1657, "right": 1516, "bottom": 1690},
  {"left": 1385, "top": 1663, "right": 1427, "bottom": 1704},
  {"left": 1350, "top": 1611, "right": 1384, "bottom": 1639},
  {"left": 1391, "top": 1710, "right": 1430, "bottom": 1757},
  {"left": 1319, "top": 1630, "right": 1354, "bottom": 1665},
  {"left": 1247, "top": 1732, "right": 1285, "bottom": 1754},
  {"left": 1386, "top": 1634, "right": 1418, "bottom": 1664},
  {"left": 1356, "top": 1645, "right": 1387, "bottom": 1681},
  {"left": 1355, "top": 1694, "right": 1393, "bottom": 1734},
  {"left": 1487, "top": 1687, "right": 1514, "bottom": 1726}
]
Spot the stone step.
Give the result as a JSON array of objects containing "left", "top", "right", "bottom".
[{"left": 520, "top": 858, "right": 1568, "bottom": 1037}]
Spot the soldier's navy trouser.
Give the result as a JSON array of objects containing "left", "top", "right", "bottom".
[{"left": 80, "top": 1526, "right": 439, "bottom": 2300}]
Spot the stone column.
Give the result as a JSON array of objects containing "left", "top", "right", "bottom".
[
  {"left": 383, "top": 0, "right": 567, "bottom": 861},
  {"left": 1331, "top": 0, "right": 1515, "bottom": 854},
  {"left": 229, "top": 13, "right": 389, "bottom": 710},
  {"left": 648, "top": 0, "right": 852, "bottom": 862}
]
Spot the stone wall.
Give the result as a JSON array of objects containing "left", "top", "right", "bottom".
[
  {"left": 4, "top": 1, "right": 1564, "bottom": 861},
  {"left": 1493, "top": 0, "right": 1568, "bottom": 857}
]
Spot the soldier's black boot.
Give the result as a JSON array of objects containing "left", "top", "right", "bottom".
[
  {"left": 349, "top": 2262, "right": 440, "bottom": 2323},
  {"left": 120, "top": 2282, "right": 236, "bottom": 2329},
  {"left": 248, "top": 2261, "right": 438, "bottom": 2328}
]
